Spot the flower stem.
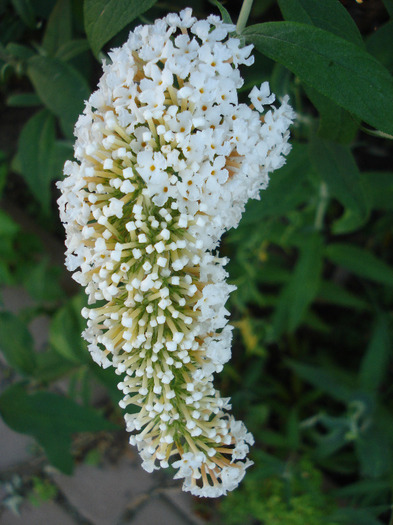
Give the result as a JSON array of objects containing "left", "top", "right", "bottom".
[
  {"left": 236, "top": 0, "right": 254, "bottom": 34},
  {"left": 314, "top": 182, "right": 329, "bottom": 231}
]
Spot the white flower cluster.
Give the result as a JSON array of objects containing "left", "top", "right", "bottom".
[{"left": 58, "top": 8, "right": 294, "bottom": 497}]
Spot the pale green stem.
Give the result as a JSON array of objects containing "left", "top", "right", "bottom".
[
  {"left": 236, "top": 0, "right": 254, "bottom": 34},
  {"left": 314, "top": 182, "right": 329, "bottom": 231}
]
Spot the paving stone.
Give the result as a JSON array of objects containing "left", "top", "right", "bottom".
[
  {"left": 1, "top": 501, "right": 75, "bottom": 525},
  {"left": 1, "top": 287, "right": 34, "bottom": 314},
  {"left": 132, "top": 495, "right": 187, "bottom": 525},
  {"left": 160, "top": 487, "right": 206, "bottom": 525},
  {"left": 52, "top": 457, "right": 155, "bottom": 525},
  {"left": 28, "top": 314, "right": 50, "bottom": 351},
  {"left": 0, "top": 419, "right": 34, "bottom": 470}
]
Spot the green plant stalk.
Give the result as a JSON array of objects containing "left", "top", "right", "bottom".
[
  {"left": 314, "top": 182, "right": 329, "bottom": 231},
  {"left": 236, "top": 0, "right": 254, "bottom": 34}
]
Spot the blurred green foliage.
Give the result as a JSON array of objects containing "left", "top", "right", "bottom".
[{"left": 0, "top": 0, "right": 392, "bottom": 523}]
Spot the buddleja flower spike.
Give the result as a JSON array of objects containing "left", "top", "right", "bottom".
[{"left": 58, "top": 8, "right": 294, "bottom": 497}]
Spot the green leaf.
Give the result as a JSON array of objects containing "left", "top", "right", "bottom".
[
  {"left": 355, "top": 424, "right": 391, "bottom": 478},
  {"left": 11, "top": 0, "right": 35, "bottom": 28},
  {"left": 7, "top": 92, "right": 41, "bottom": 107},
  {"left": 27, "top": 56, "right": 90, "bottom": 136},
  {"left": 316, "top": 281, "right": 369, "bottom": 311},
  {"left": 326, "top": 243, "right": 393, "bottom": 287},
  {"left": 17, "top": 109, "right": 56, "bottom": 213},
  {"left": 209, "top": 0, "right": 233, "bottom": 24},
  {"left": 243, "top": 22, "right": 393, "bottom": 135},
  {"left": 361, "top": 171, "right": 393, "bottom": 210},
  {"left": 6, "top": 42, "right": 35, "bottom": 60},
  {"left": 49, "top": 294, "right": 89, "bottom": 364},
  {"left": 0, "top": 383, "right": 117, "bottom": 474},
  {"left": 277, "top": 0, "right": 363, "bottom": 46},
  {"left": 34, "top": 350, "right": 76, "bottom": 383},
  {"left": 241, "top": 143, "right": 311, "bottom": 223},
  {"left": 309, "top": 136, "right": 368, "bottom": 233},
  {"left": 358, "top": 314, "right": 390, "bottom": 393},
  {"left": 382, "top": 0, "right": 393, "bottom": 17},
  {"left": 55, "top": 39, "right": 90, "bottom": 61},
  {"left": 0, "top": 312, "right": 36, "bottom": 376},
  {"left": 42, "top": 0, "right": 72, "bottom": 56},
  {"left": 0, "top": 208, "right": 19, "bottom": 236},
  {"left": 274, "top": 233, "right": 323, "bottom": 335},
  {"left": 304, "top": 85, "right": 359, "bottom": 144},
  {"left": 22, "top": 260, "right": 65, "bottom": 302},
  {"left": 367, "top": 21, "right": 393, "bottom": 73},
  {"left": 84, "top": 0, "right": 157, "bottom": 56},
  {"left": 288, "top": 362, "right": 355, "bottom": 403},
  {"left": 0, "top": 151, "right": 7, "bottom": 197}
]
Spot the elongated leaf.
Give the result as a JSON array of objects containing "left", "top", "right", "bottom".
[
  {"left": 356, "top": 425, "right": 391, "bottom": 478},
  {"left": 209, "top": 0, "right": 233, "bottom": 24},
  {"left": 382, "top": 0, "right": 393, "bottom": 16},
  {"left": 274, "top": 233, "right": 323, "bottom": 335},
  {"left": 309, "top": 136, "right": 368, "bottom": 233},
  {"left": 42, "top": 0, "right": 72, "bottom": 56},
  {"left": 0, "top": 209, "right": 19, "bottom": 236},
  {"left": 11, "top": 0, "right": 35, "bottom": 28},
  {"left": 0, "top": 312, "right": 36, "bottom": 376},
  {"left": 359, "top": 314, "right": 390, "bottom": 393},
  {"left": 7, "top": 92, "right": 41, "bottom": 106},
  {"left": 326, "top": 243, "right": 393, "bottom": 287},
  {"left": 277, "top": 0, "right": 363, "bottom": 46},
  {"left": 84, "top": 0, "right": 157, "bottom": 55},
  {"left": 243, "top": 22, "right": 393, "bottom": 135},
  {"left": 49, "top": 294, "right": 89, "bottom": 363},
  {"left": 366, "top": 20, "right": 393, "bottom": 73},
  {"left": 18, "top": 109, "right": 55, "bottom": 213},
  {"left": 0, "top": 383, "right": 117, "bottom": 473},
  {"left": 287, "top": 360, "right": 354, "bottom": 402},
  {"left": 316, "top": 281, "right": 369, "bottom": 311},
  {"left": 27, "top": 56, "right": 89, "bottom": 136},
  {"left": 55, "top": 39, "right": 90, "bottom": 61},
  {"left": 361, "top": 171, "right": 393, "bottom": 210},
  {"left": 304, "top": 85, "right": 358, "bottom": 144}
]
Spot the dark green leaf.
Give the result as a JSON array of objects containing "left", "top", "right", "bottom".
[
  {"left": 11, "top": 0, "right": 35, "bottom": 28},
  {"left": 17, "top": 109, "right": 56, "bottom": 213},
  {"left": 316, "top": 281, "right": 369, "bottom": 311},
  {"left": 42, "top": 0, "right": 72, "bottom": 56},
  {"left": 23, "top": 260, "right": 65, "bottom": 302},
  {"left": 382, "top": 0, "right": 393, "bottom": 17},
  {"left": 0, "top": 151, "right": 7, "bottom": 197},
  {"left": 55, "top": 39, "right": 90, "bottom": 61},
  {"left": 0, "top": 312, "right": 36, "bottom": 376},
  {"left": 274, "top": 233, "right": 323, "bottom": 335},
  {"left": 84, "top": 0, "right": 157, "bottom": 55},
  {"left": 27, "top": 56, "right": 90, "bottom": 136},
  {"left": 49, "top": 294, "right": 89, "bottom": 363},
  {"left": 304, "top": 85, "right": 359, "bottom": 144},
  {"left": 287, "top": 360, "right": 354, "bottom": 402},
  {"left": 359, "top": 313, "right": 390, "bottom": 393},
  {"left": 356, "top": 424, "right": 392, "bottom": 478},
  {"left": 0, "top": 383, "right": 117, "bottom": 474},
  {"left": 277, "top": 0, "right": 363, "bottom": 46},
  {"left": 309, "top": 136, "right": 368, "bottom": 233},
  {"left": 34, "top": 350, "right": 76, "bottom": 383},
  {"left": 6, "top": 42, "right": 35, "bottom": 59},
  {"left": 209, "top": 0, "right": 233, "bottom": 24},
  {"left": 243, "top": 22, "right": 393, "bottom": 135},
  {"left": 241, "top": 143, "right": 311, "bottom": 223},
  {"left": 329, "top": 507, "right": 384, "bottom": 525},
  {"left": 367, "top": 21, "right": 393, "bottom": 73},
  {"left": 361, "top": 171, "right": 393, "bottom": 210},
  {"left": 7, "top": 92, "right": 41, "bottom": 107},
  {"left": 326, "top": 243, "right": 393, "bottom": 287},
  {"left": 0, "top": 208, "right": 19, "bottom": 236}
]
